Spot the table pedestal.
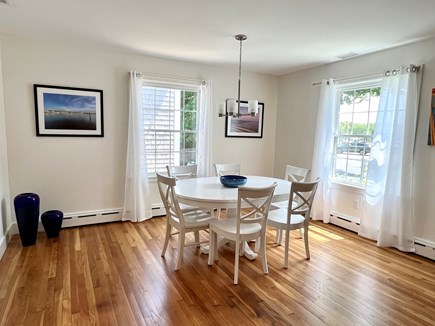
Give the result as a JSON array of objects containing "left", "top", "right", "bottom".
[{"left": 200, "top": 239, "right": 258, "bottom": 260}]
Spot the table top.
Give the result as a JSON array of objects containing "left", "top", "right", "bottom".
[{"left": 175, "top": 175, "right": 291, "bottom": 209}]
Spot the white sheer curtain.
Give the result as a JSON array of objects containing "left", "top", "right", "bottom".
[
  {"left": 197, "top": 81, "right": 213, "bottom": 177},
  {"left": 311, "top": 79, "right": 337, "bottom": 222},
  {"left": 122, "top": 71, "right": 153, "bottom": 222},
  {"left": 359, "top": 66, "right": 419, "bottom": 252}
]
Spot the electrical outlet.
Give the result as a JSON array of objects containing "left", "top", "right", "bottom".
[{"left": 353, "top": 200, "right": 360, "bottom": 209}]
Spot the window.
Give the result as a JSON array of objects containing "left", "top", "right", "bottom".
[
  {"left": 332, "top": 81, "right": 381, "bottom": 186},
  {"left": 142, "top": 84, "right": 198, "bottom": 175}
]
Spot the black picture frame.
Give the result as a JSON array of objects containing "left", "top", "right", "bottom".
[
  {"left": 34, "top": 84, "right": 104, "bottom": 137},
  {"left": 225, "top": 100, "right": 264, "bottom": 138}
]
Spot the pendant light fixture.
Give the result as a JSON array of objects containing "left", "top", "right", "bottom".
[{"left": 218, "top": 34, "right": 258, "bottom": 118}]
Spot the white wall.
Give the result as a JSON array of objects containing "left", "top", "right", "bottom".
[
  {"left": 0, "top": 39, "right": 12, "bottom": 257},
  {"left": 275, "top": 37, "right": 435, "bottom": 244},
  {"left": 0, "top": 34, "right": 278, "bottom": 222}
]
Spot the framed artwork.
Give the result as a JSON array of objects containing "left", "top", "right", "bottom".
[
  {"left": 34, "top": 84, "right": 104, "bottom": 137},
  {"left": 225, "top": 100, "right": 264, "bottom": 138},
  {"left": 428, "top": 88, "right": 435, "bottom": 145}
]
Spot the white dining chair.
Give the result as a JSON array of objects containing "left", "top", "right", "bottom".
[
  {"left": 213, "top": 163, "right": 242, "bottom": 218},
  {"left": 157, "top": 172, "right": 215, "bottom": 270},
  {"left": 273, "top": 165, "right": 311, "bottom": 244},
  {"left": 214, "top": 163, "right": 241, "bottom": 176},
  {"left": 166, "top": 164, "right": 197, "bottom": 180},
  {"left": 208, "top": 182, "right": 277, "bottom": 285},
  {"left": 267, "top": 178, "right": 319, "bottom": 269}
]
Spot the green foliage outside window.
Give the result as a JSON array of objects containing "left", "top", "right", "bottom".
[
  {"left": 338, "top": 122, "right": 375, "bottom": 136},
  {"left": 340, "top": 87, "right": 381, "bottom": 105},
  {"left": 180, "top": 91, "right": 197, "bottom": 156}
]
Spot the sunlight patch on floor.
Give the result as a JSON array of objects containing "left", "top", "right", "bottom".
[
  {"left": 310, "top": 225, "right": 345, "bottom": 240},
  {"left": 308, "top": 226, "right": 345, "bottom": 242}
]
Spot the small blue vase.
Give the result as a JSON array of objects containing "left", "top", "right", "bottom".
[
  {"left": 14, "top": 193, "right": 40, "bottom": 247},
  {"left": 41, "top": 210, "right": 63, "bottom": 238}
]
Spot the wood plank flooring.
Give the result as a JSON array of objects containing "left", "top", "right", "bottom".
[{"left": 0, "top": 217, "right": 434, "bottom": 325}]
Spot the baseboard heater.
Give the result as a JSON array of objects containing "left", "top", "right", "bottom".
[
  {"left": 414, "top": 238, "right": 435, "bottom": 260},
  {"left": 62, "top": 208, "right": 124, "bottom": 228},
  {"left": 329, "top": 211, "right": 360, "bottom": 233},
  {"left": 60, "top": 204, "right": 166, "bottom": 228},
  {"left": 329, "top": 212, "right": 434, "bottom": 261}
]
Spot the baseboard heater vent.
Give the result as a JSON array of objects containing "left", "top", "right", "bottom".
[
  {"left": 152, "top": 205, "right": 166, "bottom": 217},
  {"left": 63, "top": 208, "right": 123, "bottom": 227},
  {"left": 62, "top": 204, "right": 166, "bottom": 228},
  {"left": 329, "top": 211, "right": 360, "bottom": 233},
  {"left": 414, "top": 238, "right": 435, "bottom": 261}
]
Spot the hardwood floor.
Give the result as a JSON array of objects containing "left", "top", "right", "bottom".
[{"left": 0, "top": 217, "right": 434, "bottom": 325}]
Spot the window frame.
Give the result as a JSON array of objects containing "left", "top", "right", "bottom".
[
  {"left": 332, "top": 78, "right": 382, "bottom": 188},
  {"left": 141, "top": 78, "right": 201, "bottom": 178}
]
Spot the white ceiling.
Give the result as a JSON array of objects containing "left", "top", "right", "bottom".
[{"left": 1, "top": 0, "right": 435, "bottom": 76}]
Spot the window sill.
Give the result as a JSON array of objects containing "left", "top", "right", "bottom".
[{"left": 331, "top": 181, "right": 365, "bottom": 195}]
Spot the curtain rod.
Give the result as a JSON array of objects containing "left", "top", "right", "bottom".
[
  {"left": 128, "top": 71, "right": 204, "bottom": 84},
  {"left": 312, "top": 65, "right": 421, "bottom": 86},
  {"left": 312, "top": 72, "right": 383, "bottom": 86}
]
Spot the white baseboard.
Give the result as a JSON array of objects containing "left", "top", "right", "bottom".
[
  {"left": 0, "top": 224, "right": 14, "bottom": 260},
  {"left": 0, "top": 234, "right": 7, "bottom": 260}
]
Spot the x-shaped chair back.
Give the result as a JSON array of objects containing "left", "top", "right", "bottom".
[{"left": 288, "top": 178, "right": 320, "bottom": 223}]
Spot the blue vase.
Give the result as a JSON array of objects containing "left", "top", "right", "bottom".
[
  {"left": 41, "top": 210, "right": 63, "bottom": 238},
  {"left": 14, "top": 193, "right": 40, "bottom": 247}
]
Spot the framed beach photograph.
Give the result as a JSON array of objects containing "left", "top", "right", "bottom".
[
  {"left": 225, "top": 100, "right": 264, "bottom": 138},
  {"left": 34, "top": 84, "right": 104, "bottom": 137}
]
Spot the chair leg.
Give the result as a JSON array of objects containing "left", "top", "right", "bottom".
[
  {"left": 234, "top": 240, "right": 240, "bottom": 285},
  {"left": 275, "top": 229, "right": 283, "bottom": 245},
  {"left": 260, "top": 236, "right": 269, "bottom": 275},
  {"left": 298, "top": 228, "right": 303, "bottom": 239},
  {"left": 208, "top": 230, "right": 214, "bottom": 266},
  {"left": 194, "top": 231, "right": 200, "bottom": 248},
  {"left": 175, "top": 230, "right": 185, "bottom": 271},
  {"left": 161, "top": 222, "right": 171, "bottom": 257},
  {"left": 304, "top": 225, "right": 310, "bottom": 260},
  {"left": 284, "top": 229, "right": 290, "bottom": 269},
  {"left": 254, "top": 237, "right": 260, "bottom": 253},
  {"left": 213, "top": 232, "right": 219, "bottom": 261}
]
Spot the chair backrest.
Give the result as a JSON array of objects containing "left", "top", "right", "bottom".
[
  {"left": 288, "top": 178, "right": 320, "bottom": 220},
  {"left": 156, "top": 172, "right": 185, "bottom": 226},
  {"left": 166, "top": 164, "right": 197, "bottom": 180},
  {"left": 236, "top": 183, "right": 277, "bottom": 235},
  {"left": 284, "top": 165, "right": 311, "bottom": 182},
  {"left": 214, "top": 163, "right": 241, "bottom": 176}
]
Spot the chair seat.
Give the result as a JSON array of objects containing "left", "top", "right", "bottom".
[
  {"left": 271, "top": 199, "right": 298, "bottom": 210},
  {"left": 210, "top": 218, "right": 261, "bottom": 241},
  {"left": 176, "top": 210, "right": 214, "bottom": 228},
  {"left": 268, "top": 208, "right": 305, "bottom": 229}
]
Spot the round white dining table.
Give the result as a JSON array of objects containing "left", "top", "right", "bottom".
[
  {"left": 175, "top": 175, "right": 291, "bottom": 209},
  {"left": 175, "top": 175, "right": 292, "bottom": 260}
]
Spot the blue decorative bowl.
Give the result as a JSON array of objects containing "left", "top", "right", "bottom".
[{"left": 220, "top": 175, "right": 247, "bottom": 188}]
